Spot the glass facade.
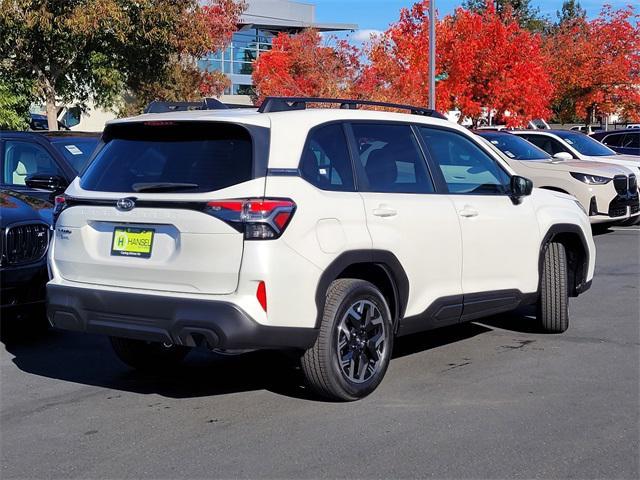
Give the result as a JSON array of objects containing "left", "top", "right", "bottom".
[{"left": 199, "top": 27, "right": 275, "bottom": 95}]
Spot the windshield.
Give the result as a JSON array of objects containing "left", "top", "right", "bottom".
[
  {"left": 80, "top": 122, "right": 254, "bottom": 193},
  {"left": 52, "top": 138, "right": 99, "bottom": 172},
  {"left": 554, "top": 131, "right": 616, "bottom": 156},
  {"left": 478, "top": 133, "right": 551, "bottom": 161}
]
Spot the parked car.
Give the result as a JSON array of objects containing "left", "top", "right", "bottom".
[
  {"left": 0, "top": 131, "right": 100, "bottom": 201},
  {"left": 510, "top": 130, "right": 640, "bottom": 170},
  {"left": 570, "top": 125, "right": 603, "bottom": 135},
  {"left": 47, "top": 97, "right": 595, "bottom": 401},
  {"left": 590, "top": 130, "right": 640, "bottom": 156},
  {"left": 476, "top": 131, "right": 639, "bottom": 225},
  {"left": 1, "top": 189, "right": 52, "bottom": 322}
]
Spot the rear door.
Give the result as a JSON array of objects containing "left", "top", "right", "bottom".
[
  {"left": 54, "top": 121, "right": 266, "bottom": 295},
  {"left": 349, "top": 122, "right": 463, "bottom": 328}
]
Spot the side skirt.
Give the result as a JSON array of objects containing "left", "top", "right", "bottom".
[{"left": 397, "top": 289, "right": 537, "bottom": 337}]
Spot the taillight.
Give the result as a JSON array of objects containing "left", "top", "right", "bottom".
[
  {"left": 206, "top": 198, "right": 296, "bottom": 240},
  {"left": 53, "top": 195, "right": 67, "bottom": 224}
]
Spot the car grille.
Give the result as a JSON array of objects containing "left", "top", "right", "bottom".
[
  {"left": 613, "top": 175, "right": 628, "bottom": 194},
  {"left": 608, "top": 203, "right": 627, "bottom": 218},
  {"left": 631, "top": 204, "right": 640, "bottom": 215},
  {"left": 1, "top": 223, "right": 50, "bottom": 266}
]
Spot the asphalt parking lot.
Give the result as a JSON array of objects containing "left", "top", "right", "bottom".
[{"left": 1, "top": 227, "right": 638, "bottom": 479}]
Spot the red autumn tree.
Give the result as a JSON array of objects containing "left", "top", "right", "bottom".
[
  {"left": 251, "top": 29, "right": 361, "bottom": 103},
  {"left": 359, "top": 1, "right": 554, "bottom": 126},
  {"left": 546, "top": 5, "right": 640, "bottom": 124}
]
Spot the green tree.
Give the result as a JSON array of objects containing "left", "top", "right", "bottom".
[
  {"left": 0, "top": 1, "right": 244, "bottom": 130},
  {"left": 0, "top": 79, "right": 31, "bottom": 130},
  {"left": 463, "top": 0, "right": 548, "bottom": 31},
  {"left": 557, "top": 0, "right": 586, "bottom": 25}
]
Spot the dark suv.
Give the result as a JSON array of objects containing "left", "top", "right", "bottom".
[
  {"left": 0, "top": 131, "right": 100, "bottom": 201},
  {"left": 590, "top": 130, "right": 640, "bottom": 156}
]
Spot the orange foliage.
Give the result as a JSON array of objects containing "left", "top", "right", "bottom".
[
  {"left": 546, "top": 5, "right": 640, "bottom": 123},
  {"left": 252, "top": 29, "right": 361, "bottom": 103}
]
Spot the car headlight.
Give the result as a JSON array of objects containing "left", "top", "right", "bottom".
[{"left": 570, "top": 172, "right": 612, "bottom": 184}]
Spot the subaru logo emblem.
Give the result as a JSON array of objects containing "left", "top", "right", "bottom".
[{"left": 116, "top": 197, "right": 136, "bottom": 211}]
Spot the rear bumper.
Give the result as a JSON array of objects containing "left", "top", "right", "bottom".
[{"left": 47, "top": 284, "right": 318, "bottom": 350}]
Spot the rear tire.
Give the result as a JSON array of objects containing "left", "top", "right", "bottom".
[
  {"left": 301, "top": 279, "right": 393, "bottom": 401},
  {"left": 109, "top": 337, "right": 190, "bottom": 371},
  {"left": 537, "top": 242, "right": 569, "bottom": 333}
]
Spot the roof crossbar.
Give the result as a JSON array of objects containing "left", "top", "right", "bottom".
[{"left": 257, "top": 96, "right": 446, "bottom": 119}]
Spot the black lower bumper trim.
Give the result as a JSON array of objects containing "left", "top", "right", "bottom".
[{"left": 47, "top": 284, "right": 318, "bottom": 350}]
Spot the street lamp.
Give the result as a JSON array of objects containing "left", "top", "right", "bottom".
[{"left": 428, "top": 0, "right": 436, "bottom": 110}]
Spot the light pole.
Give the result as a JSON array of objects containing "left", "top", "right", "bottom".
[{"left": 428, "top": 0, "right": 436, "bottom": 110}]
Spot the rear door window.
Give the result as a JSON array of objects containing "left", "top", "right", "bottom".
[
  {"left": 81, "top": 122, "right": 254, "bottom": 193},
  {"left": 351, "top": 123, "right": 434, "bottom": 194},
  {"left": 520, "top": 135, "right": 571, "bottom": 156}
]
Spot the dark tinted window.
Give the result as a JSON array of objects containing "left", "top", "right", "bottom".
[
  {"left": 351, "top": 123, "right": 434, "bottom": 194},
  {"left": 51, "top": 138, "right": 99, "bottom": 172},
  {"left": 519, "top": 134, "right": 571, "bottom": 156},
  {"left": 300, "top": 124, "right": 354, "bottom": 191},
  {"left": 420, "top": 127, "right": 510, "bottom": 194},
  {"left": 628, "top": 132, "right": 640, "bottom": 149},
  {"left": 478, "top": 132, "right": 551, "bottom": 161},
  {"left": 81, "top": 122, "right": 253, "bottom": 193},
  {"left": 2, "top": 140, "right": 64, "bottom": 186},
  {"left": 601, "top": 133, "right": 624, "bottom": 147}
]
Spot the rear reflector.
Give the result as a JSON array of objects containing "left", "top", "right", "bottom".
[
  {"left": 256, "top": 281, "right": 267, "bottom": 312},
  {"left": 206, "top": 198, "right": 296, "bottom": 240}
]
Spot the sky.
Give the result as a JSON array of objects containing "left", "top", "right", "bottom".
[{"left": 313, "top": 0, "right": 633, "bottom": 36}]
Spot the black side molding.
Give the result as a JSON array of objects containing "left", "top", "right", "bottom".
[{"left": 398, "top": 289, "right": 538, "bottom": 336}]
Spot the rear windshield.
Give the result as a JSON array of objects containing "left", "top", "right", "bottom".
[
  {"left": 52, "top": 138, "right": 99, "bottom": 172},
  {"left": 479, "top": 132, "right": 551, "bottom": 161},
  {"left": 81, "top": 122, "right": 253, "bottom": 193}
]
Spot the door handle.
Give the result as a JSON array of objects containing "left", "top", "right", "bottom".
[
  {"left": 458, "top": 206, "right": 479, "bottom": 218},
  {"left": 372, "top": 207, "right": 397, "bottom": 218}
]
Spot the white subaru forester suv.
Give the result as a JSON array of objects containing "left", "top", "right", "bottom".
[{"left": 48, "top": 98, "right": 596, "bottom": 401}]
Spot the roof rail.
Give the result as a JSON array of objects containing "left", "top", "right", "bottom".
[
  {"left": 144, "top": 98, "right": 229, "bottom": 114},
  {"left": 257, "top": 96, "right": 447, "bottom": 119}
]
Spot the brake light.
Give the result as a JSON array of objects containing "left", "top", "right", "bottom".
[
  {"left": 206, "top": 198, "right": 296, "bottom": 240},
  {"left": 53, "top": 195, "right": 67, "bottom": 224},
  {"left": 256, "top": 281, "right": 267, "bottom": 312}
]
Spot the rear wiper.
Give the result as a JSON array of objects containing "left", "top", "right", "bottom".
[{"left": 132, "top": 182, "right": 199, "bottom": 193}]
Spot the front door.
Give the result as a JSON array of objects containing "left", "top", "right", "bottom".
[{"left": 418, "top": 126, "right": 541, "bottom": 318}]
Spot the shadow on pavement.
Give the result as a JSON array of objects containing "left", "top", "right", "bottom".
[{"left": 2, "top": 309, "right": 538, "bottom": 401}]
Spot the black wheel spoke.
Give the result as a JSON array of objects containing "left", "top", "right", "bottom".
[{"left": 336, "top": 299, "right": 386, "bottom": 384}]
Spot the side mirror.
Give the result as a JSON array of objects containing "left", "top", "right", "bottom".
[
  {"left": 510, "top": 175, "right": 533, "bottom": 204},
  {"left": 25, "top": 174, "right": 68, "bottom": 193},
  {"left": 552, "top": 152, "right": 573, "bottom": 161}
]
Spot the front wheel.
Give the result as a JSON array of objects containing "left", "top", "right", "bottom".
[
  {"left": 301, "top": 279, "right": 393, "bottom": 401},
  {"left": 537, "top": 242, "right": 569, "bottom": 333},
  {"left": 109, "top": 337, "right": 190, "bottom": 371}
]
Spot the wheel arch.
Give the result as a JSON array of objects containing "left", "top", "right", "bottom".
[
  {"left": 540, "top": 224, "right": 590, "bottom": 297},
  {"left": 314, "top": 250, "right": 409, "bottom": 331}
]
